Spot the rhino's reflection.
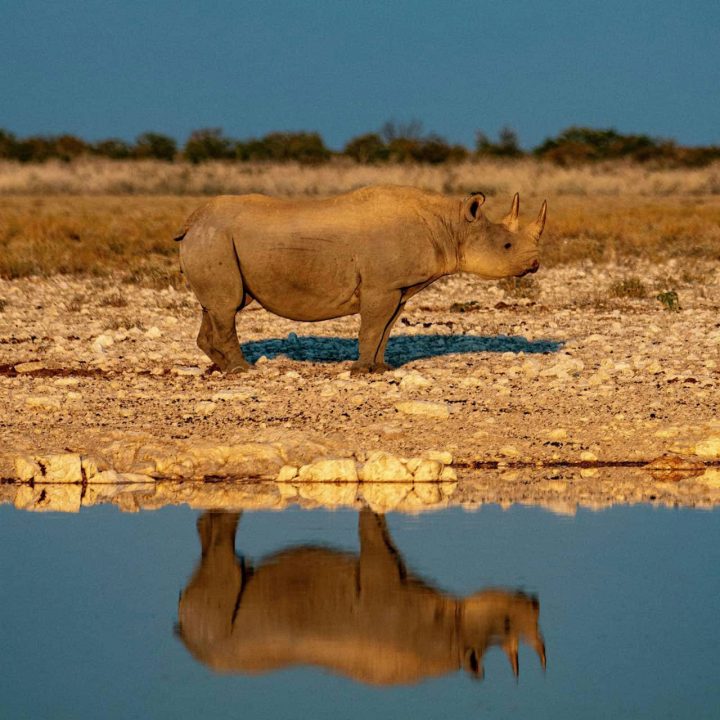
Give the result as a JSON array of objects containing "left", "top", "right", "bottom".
[{"left": 177, "top": 510, "right": 546, "bottom": 685}]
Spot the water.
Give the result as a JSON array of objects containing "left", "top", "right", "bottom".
[{"left": 1, "top": 504, "right": 718, "bottom": 719}]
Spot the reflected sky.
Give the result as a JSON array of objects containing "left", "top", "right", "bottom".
[{"left": 1, "top": 505, "right": 718, "bottom": 719}]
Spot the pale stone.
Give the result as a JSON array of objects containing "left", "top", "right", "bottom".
[
  {"left": 194, "top": 401, "right": 217, "bottom": 416},
  {"left": 694, "top": 436, "right": 720, "bottom": 459},
  {"left": 92, "top": 334, "right": 114, "bottom": 353},
  {"left": 547, "top": 428, "right": 568, "bottom": 441},
  {"left": 145, "top": 326, "right": 162, "bottom": 339},
  {"left": 405, "top": 457, "right": 422, "bottom": 473},
  {"left": 25, "top": 395, "right": 61, "bottom": 411},
  {"left": 439, "top": 466, "right": 458, "bottom": 482},
  {"left": 349, "top": 394, "right": 365, "bottom": 406},
  {"left": 394, "top": 400, "right": 449, "bottom": 420},
  {"left": 212, "top": 389, "right": 251, "bottom": 402},
  {"left": 580, "top": 451, "right": 598, "bottom": 462},
  {"left": 172, "top": 365, "right": 204, "bottom": 376},
  {"left": 499, "top": 445, "right": 520, "bottom": 458},
  {"left": 423, "top": 450, "right": 453, "bottom": 465},
  {"left": 361, "top": 482, "right": 410, "bottom": 512},
  {"left": 53, "top": 377, "right": 79, "bottom": 386},
  {"left": 299, "top": 482, "right": 358, "bottom": 506},
  {"left": 412, "top": 459, "right": 443, "bottom": 481},
  {"left": 359, "top": 451, "right": 413, "bottom": 482},
  {"left": 276, "top": 465, "right": 299, "bottom": 482},
  {"left": 14, "top": 456, "right": 40, "bottom": 482},
  {"left": 42, "top": 453, "right": 83, "bottom": 483},
  {"left": 277, "top": 483, "right": 298, "bottom": 499},
  {"left": 399, "top": 372, "right": 433, "bottom": 390},
  {"left": 298, "top": 458, "right": 358, "bottom": 482},
  {"left": 14, "top": 484, "right": 82, "bottom": 513},
  {"left": 15, "top": 361, "right": 45, "bottom": 373},
  {"left": 413, "top": 482, "right": 442, "bottom": 504},
  {"left": 697, "top": 468, "right": 720, "bottom": 487}
]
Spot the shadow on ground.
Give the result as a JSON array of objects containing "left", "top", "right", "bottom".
[{"left": 241, "top": 333, "right": 563, "bottom": 366}]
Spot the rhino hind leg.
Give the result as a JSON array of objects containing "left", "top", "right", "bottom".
[{"left": 352, "top": 289, "right": 403, "bottom": 374}]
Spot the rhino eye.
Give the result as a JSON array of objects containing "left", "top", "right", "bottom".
[{"left": 504, "top": 242, "right": 512, "bottom": 250}]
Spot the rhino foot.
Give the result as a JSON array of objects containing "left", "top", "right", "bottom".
[
  {"left": 351, "top": 361, "right": 393, "bottom": 376},
  {"left": 225, "top": 361, "right": 251, "bottom": 374}
]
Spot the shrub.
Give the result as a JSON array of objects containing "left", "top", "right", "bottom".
[
  {"left": 93, "top": 138, "right": 133, "bottom": 159},
  {"left": 476, "top": 126, "right": 523, "bottom": 158},
  {"left": 184, "top": 128, "right": 234, "bottom": 163},
  {"left": 236, "top": 131, "right": 330, "bottom": 164},
  {"left": 343, "top": 133, "right": 389, "bottom": 163},
  {"left": 609, "top": 276, "right": 647, "bottom": 298},
  {"left": 133, "top": 132, "right": 177, "bottom": 161}
]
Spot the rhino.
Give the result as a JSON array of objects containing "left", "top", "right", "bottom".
[
  {"left": 177, "top": 510, "right": 546, "bottom": 685},
  {"left": 175, "top": 185, "right": 547, "bottom": 373}
]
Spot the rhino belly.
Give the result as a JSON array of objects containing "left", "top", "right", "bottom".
[{"left": 238, "top": 243, "right": 362, "bottom": 321}]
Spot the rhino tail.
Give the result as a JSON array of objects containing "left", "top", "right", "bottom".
[{"left": 173, "top": 203, "right": 212, "bottom": 242}]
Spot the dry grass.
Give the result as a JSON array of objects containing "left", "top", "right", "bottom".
[
  {"left": 1, "top": 160, "right": 719, "bottom": 284},
  {"left": 2, "top": 158, "right": 720, "bottom": 197}
]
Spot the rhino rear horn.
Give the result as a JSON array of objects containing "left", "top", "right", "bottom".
[
  {"left": 502, "top": 193, "right": 520, "bottom": 232},
  {"left": 527, "top": 200, "right": 547, "bottom": 240}
]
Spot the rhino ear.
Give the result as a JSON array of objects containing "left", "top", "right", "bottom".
[
  {"left": 462, "top": 192, "right": 486, "bottom": 222},
  {"left": 502, "top": 193, "right": 520, "bottom": 232}
]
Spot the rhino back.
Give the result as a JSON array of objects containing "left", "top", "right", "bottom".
[
  {"left": 211, "top": 546, "right": 459, "bottom": 683},
  {"left": 192, "top": 187, "right": 458, "bottom": 321}
]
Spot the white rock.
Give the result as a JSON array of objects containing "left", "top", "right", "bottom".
[
  {"left": 423, "top": 450, "right": 453, "bottom": 465},
  {"left": 172, "top": 365, "right": 204, "bottom": 376},
  {"left": 399, "top": 372, "right": 433, "bottom": 390},
  {"left": 412, "top": 459, "right": 443, "bottom": 481},
  {"left": 298, "top": 483, "right": 358, "bottom": 505},
  {"left": 194, "top": 401, "right": 217, "bottom": 416},
  {"left": 276, "top": 465, "right": 299, "bottom": 482},
  {"left": 212, "top": 389, "right": 251, "bottom": 402},
  {"left": 15, "top": 361, "right": 45, "bottom": 373},
  {"left": 395, "top": 400, "right": 449, "bottom": 420},
  {"left": 92, "top": 334, "right": 114, "bottom": 353},
  {"left": 25, "top": 395, "right": 61, "bottom": 411},
  {"left": 359, "top": 451, "right": 413, "bottom": 482},
  {"left": 145, "top": 326, "right": 162, "bottom": 339},
  {"left": 580, "top": 450, "right": 598, "bottom": 462},
  {"left": 694, "top": 436, "right": 720, "bottom": 459},
  {"left": 298, "top": 458, "right": 358, "bottom": 482}
]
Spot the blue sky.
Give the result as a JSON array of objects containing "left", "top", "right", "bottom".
[{"left": 2, "top": 0, "right": 719, "bottom": 149}]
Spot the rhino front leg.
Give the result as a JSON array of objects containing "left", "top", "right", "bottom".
[{"left": 353, "top": 289, "right": 402, "bottom": 374}]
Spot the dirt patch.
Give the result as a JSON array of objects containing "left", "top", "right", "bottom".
[{"left": 1, "top": 261, "right": 719, "bottom": 510}]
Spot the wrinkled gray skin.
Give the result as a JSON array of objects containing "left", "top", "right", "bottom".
[
  {"left": 177, "top": 510, "right": 546, "bottom": 685},
  {"left": 176, "top": 185, "right": 547, "bottom": 373}
]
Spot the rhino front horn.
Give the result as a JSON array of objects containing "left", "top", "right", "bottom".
[
  {"left": 502, "top": 192, "right": 520, "bottom": 232},
  {"left": 527, "top": 200, "right": 547, "bottom": 241}
]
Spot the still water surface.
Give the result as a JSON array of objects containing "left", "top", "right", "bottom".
[{"left": 1, "top": 504, "right": 718, "bottom": 719}]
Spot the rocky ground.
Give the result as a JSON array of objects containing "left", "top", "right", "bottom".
[{"left": 1, "top": 260, "right": 719, "bottom": 512}]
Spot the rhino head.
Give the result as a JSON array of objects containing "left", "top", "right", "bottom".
[
  {"left": 460, "top": 589, "right": 546, "bottom": 680},
  {"left": 458, "top": 192, "right": 546, "bottom": 279}
]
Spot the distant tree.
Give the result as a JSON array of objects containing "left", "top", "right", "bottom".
[
  {"left": 237, "top": 132, "right": 330, "bottom": 164},
  {"left": 534, "top": 126, "right": 666, "bottom": 164},
  {"left": 475, "top": 126, "right": 523, "bottom": 158},
  {"left": 0, "top": 129, "right": 18, "bottom": 159},
  {"left": 184, "top": 128, "right": 234, "bottom": 163},
  {"left": 52, "top": 134, "right": 88, "bottom": 162},
  {"left": 93, "top": 138, "right": 133, "bottom": 159},
  {"left": 343, "top": 133, "right": 389, "bottom": 163},
  {"left": 133, "top": 132, "right": 177, "bottom": 161}
]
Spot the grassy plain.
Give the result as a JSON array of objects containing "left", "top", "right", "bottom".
[{"left": 0, "top": 159, "right": 719, "bottom": 285}]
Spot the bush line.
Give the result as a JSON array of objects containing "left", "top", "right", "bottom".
[{"left": 1, "top": 123, "right": 719, "bottom": 167}]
